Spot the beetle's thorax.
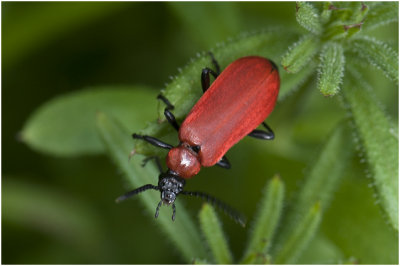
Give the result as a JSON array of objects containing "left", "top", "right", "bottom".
[
  {"left": 166, "top": 144, "right": 201, "bottom": 178},
  {"left": 158, "top": 173, "right": 185, "bottom": 205}
]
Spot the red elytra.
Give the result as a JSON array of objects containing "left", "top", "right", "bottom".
[
  {"left": 117, "top": 55, "right": 280, "bottom": 225},
  {"left": 166, "top": 56, "right": 279, "bottom": 178}
]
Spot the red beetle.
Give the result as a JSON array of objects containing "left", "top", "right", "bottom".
[{"left": 117, "top": 54, "right": 280, "bottom": 225}]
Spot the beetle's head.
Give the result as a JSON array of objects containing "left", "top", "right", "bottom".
[
  {"left": 141, "top": 171, "right": 186, "bottom": 221},
  {"left": 158, "top": 172, "right": 185, "bottom": 205}
]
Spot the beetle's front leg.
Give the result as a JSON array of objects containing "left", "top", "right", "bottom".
[{"left": 132, "top": 134, "right": 174, "bottom": 150}]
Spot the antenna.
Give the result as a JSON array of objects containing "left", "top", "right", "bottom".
[
  {"left": 181, "top": 190, "right": 246, "bottom": 227},
  {"left": 115, "top": 184, "right": 159, "bottom": 203}
]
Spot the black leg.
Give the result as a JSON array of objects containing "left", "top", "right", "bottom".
[
  {"left": 157, "top": 94, "right": 174, "bottom": 110},
  {"left": 163, "top": 109, "right": 179, "bottom": 131},
  {"left": 141, "top": 156, "right": 163, "bottom": 173},
  {"left": 216, "top": 156, "right": 231, "bottom": 169},
  {"left": 201, "top": 52, "right": 221, "bottom": 93},
  {"left": 132, "top": 133, "right": 173, "bottom": 150},
  {"left": 208, "top": 52, "right": 221, "bottom": 75},
  {"left": 201, "top": 68, "right": 219, "bottom": 93},
  {"left": 157, "top": 94, "right": 180, "bottom": 131},
  {"left": 248, "top": 122, "right": 275, "bottom": 140}
]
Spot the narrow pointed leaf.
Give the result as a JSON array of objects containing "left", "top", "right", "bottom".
[
  {"left": 274, "top": 202, "right": 322, "bottom": 264},
  {"left": 317, "top": 43, "right": 345, "bottom": 96},
  {"left": 281, "top": 35, "right": 319, "bottom": 73},
  {"left": 351, "top": 37, "right": 398, "bottom": 83},
  {"left": 343, "top": 68, "right": 398, "bottom": 230},
  {"left": 96, "top": 112, "right": 208, "bottom": 262},
  {"left": 295, "top": 2, "right": 322, "bottom": 34},
  {"left": 199, "top": 204, "right": 233, "bottom": 264},
  {"left": 242, "top": 175, "right": 284, "bottom": 263}
]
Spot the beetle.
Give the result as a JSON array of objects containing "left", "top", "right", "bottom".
[{"left": 116, "top": 53, "right": 280, "bottom": 226}]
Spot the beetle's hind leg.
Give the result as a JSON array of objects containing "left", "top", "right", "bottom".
[
  {"left": 248, "top": 122, "right": 275, "bottom": 140},
  {"left": 157, "top": 94, "right": 180, "bottom": 131},
  {"left": 216, "top": 156, "right": 231, "bottom": 169}
]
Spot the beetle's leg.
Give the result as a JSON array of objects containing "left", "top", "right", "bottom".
[
  {"left": 248, "top": 122, "right": 275, "bottom": 140},
  {"left": 157, "top": 94, "right": 180, "bottom": 131},
  {"left": 141, "top": 156, "right": 163, "bottom": 173},
  {"left": 157, "top": 94, "right": 174, "bottom": 110},
  {"left": 201, "top": 52, "right": 221, "bottom": 93},
  {"left": 208, "top": 52, "right": 221, "bottom": 75},
  {"left": 132, "top": 133, "right": 174, "bottom": 150},
  {"left": 216, "top": 156, "right": 231, "bottom": 169},
  {"left": 164, "top": 109, "right": 179, "bottom": 131},
  {"left": 201, "top": 68, "right": 219, "bottom": 93}
]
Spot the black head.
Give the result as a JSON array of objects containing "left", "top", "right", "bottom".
[{"left": 158, "top": 171, "right": 185, "bottom": 205}]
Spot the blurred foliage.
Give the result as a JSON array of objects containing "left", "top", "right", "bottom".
[{"left": 2, "top": 2, "right": 398, "bottom": 264}]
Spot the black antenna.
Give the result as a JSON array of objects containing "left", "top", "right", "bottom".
[
  {"left": 181, "top": 190, "right": 247, "bottom": 227},
  {"left": 115, "top": 184, "right": 159, "bottom": 203}
]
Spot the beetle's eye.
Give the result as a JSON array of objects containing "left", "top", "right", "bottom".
[{"left": 192, "top": 145, "right": 201, "bottom": 153}]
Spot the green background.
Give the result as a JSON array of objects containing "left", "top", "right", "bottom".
[{"left": 2, "top": 2, "right": 398, "bottom": 264}]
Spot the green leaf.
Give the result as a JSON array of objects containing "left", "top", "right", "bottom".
[
  {"left": 351, "top": 37, "right": 398, "bottom": 83},
  {"left": 134, "top": 29, "right": 303, "bottom": 156},
  {"left": 320, "top": 2, "right": 332, "bottom": 24},
  {"left": 317, "top": 43, "right": 345, "bottom": 96},
  {"left": 281, "top": 35, "right": 320, "bottom": 73},
  {"left": 273, "top": 202, "right": 322, "bottom": 264},
  {"left": 287, "top": 122, "right": 352, "bottom": 221},
  {"left": 295, "top": 2, "right": 322, "bottom": 34},
  {"left": 363, "top": 2, "right": 398, "bottom": 31},
  {"left": 21, "top": 87, "right": 157, "bottom": 156},
  {"left": 96, "top": 112, "right": 208, "bottom": 262},
  {"left": 272, "top": 122, "right": 353, "bottom": 262},
  {"left": 322, "top": 161, "right": 398, "bottom": 264},
  {"left": 343, "top": 67, "right": 398, "bottom": 231},
  {"left": 242, "top": 175, "right": 284, "bottom": 264},
  {"left": 199, "top": 204, "right": 233, "bottom": 264}
]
